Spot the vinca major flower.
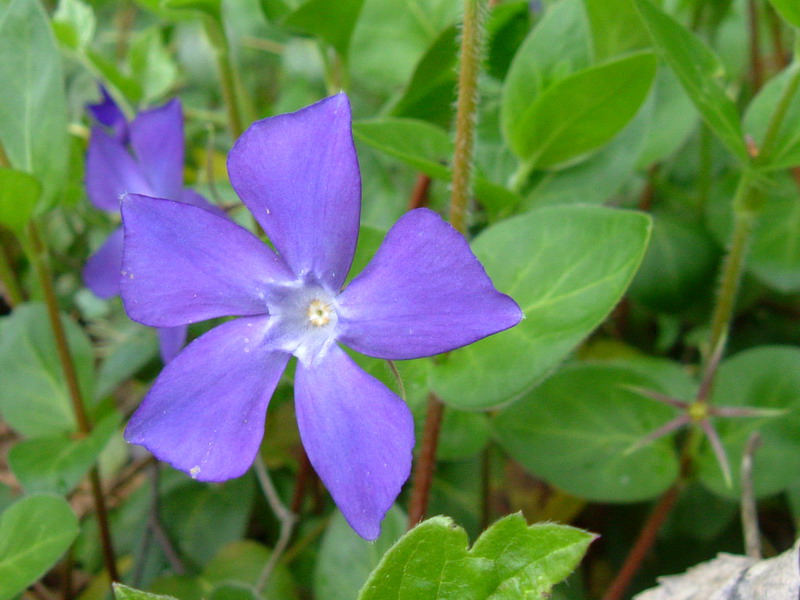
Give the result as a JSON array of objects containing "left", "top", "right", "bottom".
[
  {"left": 83, "top": 87, "right": 218, "bottom": 362},
  {"left": 119, "top": 94, "right": 522, "bottom": 539}
]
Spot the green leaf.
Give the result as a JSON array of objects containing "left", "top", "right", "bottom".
[
  {"left": 353, "top": 119, "right": 520, "bottom": 214},
  {"left": 768, "top": 0, "right": 800, "bottom": 28},
  {"left": 52, "top": 0, "right": 95, "bottom": 50},
  {"left": 493, "top": 364, "right": 680, "bottom": 502},
  {"left": 160, "top": 0, "right": 221, "bottom": 19},
  {"left": 437, "top": 410, "right": 490, "bottom": 461},
  {"left": 314, "top": 507, "right": 406, "bottom": 600},
  {"left": 209, "top": 584, "right": 260, "bottom": 600},
  {"left": 584, "top": 0, "right": 650, "bottom": 60},
  {"left": 509, "top": 51, "right": 657, "bottom": 167},
  {"left": 633, "top": 0, "right": 748, "bottom": 161},
  {"left": 8, "top": 412, "right": 121, "bottom": 495},
  {"left": 628, "top": 213, "right": 719, "bottom": 313},
  {"left": 0, "top": 494, "right": 79, "bottom": 600},
  {"left": 96, "top": 323, "right": 158, "bottom": 399},
  {"left": 0, "top": 168, "right": 40, "bottom": 232},
  {"left": 525, "top": 92, "right": 650, "bottom": 208},
  {"left": 743, "top": 63, "right": 800, "bottom": 170},
  {"left": 284, "top": 0, "right": 364, "bottom": 59},
  {"left": 113, "top": 584, "right": 178, "bottom": 600},
  {"left": 129, "top": 27, "right": 179, "bottom": 104},
  {"left": 161, "top": 476, "right": 255, "bottom": 566},
  {"left": 469, "top": 515, "right": 596, "bottom": 599},
  {"left": 432, "top": 205, "right": 652, "bottom": 410},
  {"left": 501, "top": 0, "right": 592, "bottom": 148},
  {"left": 358, "top": 514, "right": 593, "bottom": 600},
  {"left": 0, "top": 303, "right": 95, "bottom": 437},
  {"left": 0, "top": 0, "right": 69, "bottom": 208},
  {"left": 485, "top": 1, "right": 530, "bottom": 81},
  {"left": 389, "top": 25, "right": 457, "bottom": 128},
  {"left": 698, "top": 346, "right": 800, "bottom": 499}
]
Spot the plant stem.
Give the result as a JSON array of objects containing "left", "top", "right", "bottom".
[
  {"left": 741, "top": 432, "right": 762, "bottom": 559},
  {"left": 204, "top": 16, "right": 245, "bottom": 139},
  {"left": 25, "top": 221, "right": 119, "bottom": 583},
  {"left": 407, "top": 393, "right": 445, "bottom": 529},
  {"left": 449, "top": 0, "right": 486, "bottom": 234},
  {"left": 254, "top": 456, "right": 297, "bottom": 591},
  {"left": 747, "top": 0, "right": 764, "bottom": 92},
  {"left": 758, "top": 54, "right": 800, "bottom": 162},
  {"left": 0, "top": 236, "right": 23, "bottom": 307}
]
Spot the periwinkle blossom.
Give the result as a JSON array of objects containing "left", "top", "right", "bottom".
[
  {"left": 83, "top": 87, "right": 217, "bottom": 362},
  {"left": 119, "top": 94, "right": 522, "bottom": 539}
]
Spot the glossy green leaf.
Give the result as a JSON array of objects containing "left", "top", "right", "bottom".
[
  {"left": 501, "top": 0, "right": 592, "bottom": 147},
  {"left": 0, "top": 0, "right": 69, "bottom": 208},
  {"left": 112, "top": 584, "right": 178, "bottom": 600},
  {"left": 0, "top": 494, "right": 79, "bottom": 600},
  {"left": 0, "top": 303, "right": 95, "bottom": 437},
  {"left": 525, "top": 95, "right": 650, "bottom": 208},
  {"left": 437, "top": 410, "right": 490, "bottom": 461},
  {"left": 509, "top": 51, "right": 657, "bottom": 167},
  {"left": 698, "top": 346, "right": 800, "bottom": 499},
  {"left": 585, "top": 0, "right": 650, "bottom": 60},
  {"left": 315, "top": 507, "right": 406, "bottom": 600},
  {"left": 8, "top": 412, "right": 121, "bottom": 495},
  {"left": 284, "top": 0, "right": 364, "bottom": 59},
  {"left": 629, "top": 213, "right": 719, "bottom": 312},
  {"left": 633, "top": 0, "right": 748, "bottom": 161},
  {"left": 769, "top": 0, "right": 800, "bottom": 27},
  {"left": 389, "top": 25, "right": 457, "bottom": 128},
  {"left": 52, "top": 0, "right": 95, "bottom": 50},
  {"left": 358, "top": 514, "right": 593, "bottom": 599},
  {"left": 0, "top": 168, "right": 40, "bottom": 233},
  {"left": 744, "top": 63, "right": 800, "bottom": 170},
  {"left": 493, "top": 364, "right": 679, "bottom": 502},
  {"left": 353, "top": 119, "right": 520, "bottom": 214},
  {"left": 432, "top": 205, "right": 652, "bottom": 410}
]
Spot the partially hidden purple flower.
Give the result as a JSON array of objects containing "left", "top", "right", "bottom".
[
  {"left": 83, "top": 87, "right": 217, "bottom": 362},
  {"left": 119, "top": 94, "right": 522, "bottom": 539}
]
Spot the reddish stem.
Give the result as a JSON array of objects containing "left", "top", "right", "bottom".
[
  {"left": 409, "top": 174, "right": 432, "bottom": 210},
  {"left": 407, "top": 394, "right": 445, "bottom": 529}
]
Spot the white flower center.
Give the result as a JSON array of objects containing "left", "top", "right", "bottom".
[{"left": 266, "top": 280, "right": 339, "bottom": 364}]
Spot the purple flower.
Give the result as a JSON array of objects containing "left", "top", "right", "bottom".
[
  {"left": 119, "top": 94, "right": 522, "bottom": 539},
  {"left": 83, "top": 88, "right": 216, "bottom": 362}
]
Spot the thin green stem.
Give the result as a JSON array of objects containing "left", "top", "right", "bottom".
[
  {"left": 449, "top": 0, "right": 486, "bottom": 234},
  {"left": 25, "top": 221, "right": 119, "bottom": 583},
  {"left": 254, "top": 456, "right": 296, "bottom": 591},
  {"left": 204, "top": 16, "right": 245, "bottom": 139},
  {"left": 707, "top": 180, "right": 760, "bottom": 364}
]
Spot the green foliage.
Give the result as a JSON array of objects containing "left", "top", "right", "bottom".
[
  {"left": 0, "top": 0, "right": 69, "bottom": 209},
  {"left": 113, "top": 584, "right": 178, "bottom": 600},
  {"left": 768, "top": 0, "right": 800, "bottom": 28},
  {"left": 358, "top": 514, "right": 594, "bottom": 599},
  {"left": 0, "top": 168, "right": 40, "bottom": 233},
  {"left": 283, "top": 0, "right": 364, "bottom": 60},
  {"left": 0, "top": 495, "right": 79, "bottom": 600},
  {"left": 432, "top": 205, "right": 652, "bottom": 409}
]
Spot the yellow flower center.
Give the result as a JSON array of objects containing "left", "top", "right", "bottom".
[{"left": 307, "top": 299, "right": 333, "bottom": 327}]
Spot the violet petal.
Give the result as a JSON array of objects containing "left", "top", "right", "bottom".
[
  {"left": 157, "top": 325, "right": 188, "bottom": 364},
  {"left": 120, "top": 194, "right": 293, "bottom": 327},
  {"left": 228, "top": 94, "right": 360, "bottom": 289},
  {"left": 125, "top": 316, "right": 289, "bottom": 481},
  {"left": 129, "top": 99, "right": 184, "bottom": 200},
  {"left": 294, "top": 345, "right": 414, "bottom": 540},
  {"left": 86, "top": 127, "right": 153, "bottom": 211},
  {"left": 338, "top": 208, "right": 523, "bottom": 360},
  {"left": 82, "top": 227, "right": 124, "bottom": 299},
  {"left": 87, "top": 85, "right": 128, "bottom": 142}
]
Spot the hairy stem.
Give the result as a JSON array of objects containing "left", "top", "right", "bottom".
[
  {"left": 204, "top": 16, "right": 245, "bottom": 139},
  {"left": 407, "top": 393, "right": 445, "bottom": 529},
  {"left": 449, "top": 0, "right": 486, "bottom": 234},
  {"left": 26, "top": 221, "right": 118, "bottom": 583}
]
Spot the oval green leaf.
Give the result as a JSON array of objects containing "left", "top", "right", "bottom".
[
  {"left": 493, "top": 364, "right": 680, "bottom": 502},
  {"left": 0, "top": 494, "right": 79, "bottom": 600},
  {"left": 431, "top": 205, "right": 652, "bottom": 410}
]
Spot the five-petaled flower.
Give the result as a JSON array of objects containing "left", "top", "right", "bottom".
[
  {"left": 83, "top": 86, "right": 218, "bottom": 362},
  {"left": 119, "top": 94, "right": 522, "bottom": 539}
]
